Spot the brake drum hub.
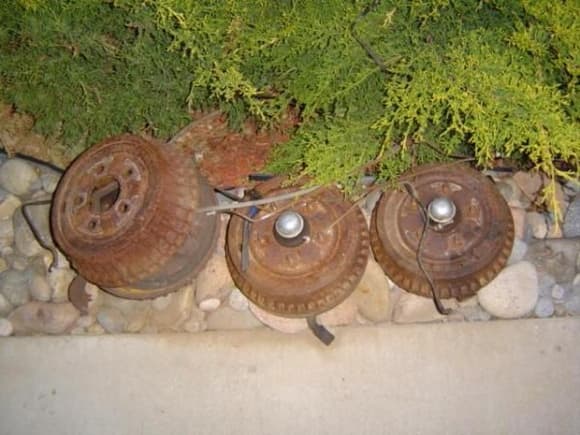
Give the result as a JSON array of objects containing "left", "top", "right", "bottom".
[
  {"left": 51, "top": 134, "right": 218, "bottom": 299},
  {"left": 226, "top": 181, "right": 369, "bottom": 318},
  {"left": 371, "top": 163, "right": 514, "bottom": 300}
]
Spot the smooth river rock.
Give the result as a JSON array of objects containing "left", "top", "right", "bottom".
[
  {"left": 0, "top": 268, "right": 30, "bottom": 306},
  {"left": 478, "top": 261, "right": 538, "bottom": 319},
  {"left": 563, "top": 195, "right": 580, "bottom": 238},
  {"left": 0, "top": 193, "right": 21, "bottom": 220},
  {"left": 9, "top": 301, "right": 79, "bottom": 335},
  {"left": 47, "top": 267, "right": 76, "bottom": 303},
  {"left": 0, "top": 218, "right": 14, "bottom": 249},
  {"left": 0, "top": 292, "right": 14, "bottom": 316},
  {"left": 0, "top": 158, "right": 39, "bottom": 196},
  {"left": 100, "top": 292, "right": 150, "bottom": 333},
  {"left": 351, "top": 258, "right": 392, "bottom": 323},
  {"left": 195, "top": 254, "right": 234, "bottom": 311},
  {"left": 0, "top": 317, "right": 13, "bottom": 336},
  {"left": 534, "top": 296, "right": 555, "bottom": 318},
  {"left": 97, "top": 306, "right": 127, "bottom": 334},
  {"left": 525, "top": 238, "right": 580, "bottom": 284},
  {"left": 148, "top": 284, "right": 194, "bottom": 331}
]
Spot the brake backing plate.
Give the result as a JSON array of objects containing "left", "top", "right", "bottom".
[
  {"left": 226, "top": 180, "right": 370, "bottom": 318},
  {"left": 370, "top": 163, "right": 514, "bottom": 300}
]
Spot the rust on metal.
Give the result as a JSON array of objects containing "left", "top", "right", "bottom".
[
  {"left": 226, "top": 179, "right": 370, "bottom": 318},
  {"left": 51, "top": 134, "right": 219, "bottom": 299},
  {"left": 371, "top": 163, "right": 514, "bottom": 300}
]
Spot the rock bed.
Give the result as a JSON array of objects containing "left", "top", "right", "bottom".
[{"left": 0, "top": 153, "right": 579, "bottom": 338}]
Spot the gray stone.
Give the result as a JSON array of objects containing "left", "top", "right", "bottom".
[
  {"left": 551, "top": 283, "right": 568, "bottom": 301},
  {"left": 0, "top": 257, "right": 7, "bottom": 275},
  {"left": 363, "top": 189, "right": 382, "bottom": 215},
  {"left": 563, "top": 195, "right": 580, "bottom": 238},
  {"left": 527, "top": 212, "right": 548, "bottom": 239},
  {"left": 76, "top": 315, "right": 96, "bottom": 329},
  {"left": 478, "top": 261, "right": 538, "bottom": 319},
  {"left": 495, "top": 179, "right": 528, "bottom": 208},
  {"left": 100, "top": 292, "right": 150, "bottom": 333},
  {"left": 538, "top": 273, "right": 557, "bottom": 298},
  {"left": 47, "top": 267, "right": 76, "bottom": 303},
  {"left": 510, "top": 207, "right": 528, "bottom": 241},
  {"left": 0, "top": 269, "right": 30, "bottom": 306},
  {"left": 564, "top": 180, "right": 580, "bottom": 196},
  {"left": 206, "top": 306, "right": 262, "bottom": 331},
  {"left": 4, "top": 253, "right": 29, "bottom": 271},
  {"left": 534, "top": 297, "right": 555, "bottom": 318},
  {"left": 525, "top": 238, "right": 580, "bottom": 284},
  {"left": 0, "top": 292, "right": 14, "bottom": 316},
  {"left": 0, "top": 317, "right": 13, "bottom": 336},
  {"left": 148, "top": 284, "right": 194, "bottom": 331},
  {"left": 29, "top": 274, "right": 52, "bottom": 302},
  {"left": 564, "top": 294, "right": 580, "bottom": 316},
  {"left": 456, "top": 305, "right": 492, "bottom": 322},
  {"left": 195, "top": 254, "right": 234, "bottom": 311},
  {"left": 507, "top": 239, "right": 528, "bottom": 265},
  {"left": 86, "top": 322, "right": 105, "bottom": 335},
  {"left": 97, "top": 306, "right": 127, "bottom": 334},
  {"left": 0, "top": 159, "right": 39, "bottom": 196},
  {"left": 0, "top": 194, "right": 21, "bottom": 220},
  {"left": 352, "top": 258, "right": 392, "bottom": 323},
  {"left": 228, "top": 288, "right": 249, "bottom": 311},
  {"left": 182, "top": 307, "right": 207, "bottom": 333},
  {"left": 40, "top": 172, "right": 60, "bottom": 194},
  {"left": 512, "top": 171, "right": 545, "bottom": 201},
  {"left": 574, "top": 274, "right": 580, "bottom": 292},
  {"left": 319, "top": 297, "right": 358, "bottom": 327},
  {"left": 393, "top": 292, "right": 459, "bottom": 324},
  {"left": 9, "top": 301, "right": 79, "bottom": 335},
  {"left": 0, "top": 218, "right": 14, "bottom": 249}
]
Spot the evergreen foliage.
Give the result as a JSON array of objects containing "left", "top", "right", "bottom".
[
  {"left": 0, "top": 0, "right": 194, "bottom": 154},
  {"left": 1, "top": 0, "right": 578, "bottom": 211}
]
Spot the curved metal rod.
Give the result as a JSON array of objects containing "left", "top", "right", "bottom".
[
  {"left": 197, "top": 185, "right": 321, "bottom": 214},
  {"left": 307, "top": 316, "right": 335, "bottom": 346},
  {"left": 20, "top": 198, "right": 60, "bottom": 271},
  {"left": 400, "top": 181, "right": 450, "bottom": 316}
]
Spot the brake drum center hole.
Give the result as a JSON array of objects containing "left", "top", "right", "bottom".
[{"left": 90, "top": 177, "right": 121, "bottom": 213}]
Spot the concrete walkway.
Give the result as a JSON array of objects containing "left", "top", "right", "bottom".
[{"left": 1, "top": 318, "right": 579, "bottom": 435}]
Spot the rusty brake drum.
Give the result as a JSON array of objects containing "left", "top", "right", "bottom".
[
  {"left": 370, "top": 163, "right": 514, "bottom": 300},
  {"left": 51, "top": 134, "right": 218, "bottom": 299},
  {"left": 226, "top": 180, "right": 370, "bottom": 318}
]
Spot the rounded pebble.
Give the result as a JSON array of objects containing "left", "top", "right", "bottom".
[
  {"left": 29, "top": 274, "right": 52, "bottom": 302},
  {"left": 8, "top": 302, "right": 79, "bottom": 334},
  {"left": 478, "top": 261, "right": 539, "bottom": 319},
  {"left": 507, "top": 239, "right": 528, "bottom": 265},
  {"left": 97, "top": 306, "right": 127, "bottom": 333},
  {"left": 551, "top": 284, "right": 568, "bottom": 301},
  {"left": 228, "top": 288, "right": 249, "bottom": 311},
  {"left": 0, "top": 159, "right": 39, "bottom": 196},
  {"left": 0, "top": 317, "right": 13, "bottom": 336},
  {"left": 0, "top": 269, "right": 30, "bottom": 306},
  {"left": 534, "top": 297, "right": 554, "bottom": 318}
]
